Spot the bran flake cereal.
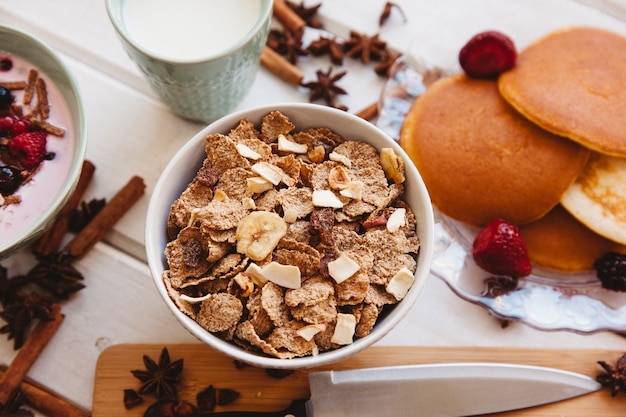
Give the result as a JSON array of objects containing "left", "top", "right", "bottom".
[{"left": 164, "top": 111, "right": 420, "bottom": 359}]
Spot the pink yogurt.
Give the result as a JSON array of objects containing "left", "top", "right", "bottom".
[{"left": 0, "top": 53, "right": 75, "bottom": 245}]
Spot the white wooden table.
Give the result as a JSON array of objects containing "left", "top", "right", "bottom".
[{"left": 1, "top": 0, "right": 626, "bottom": 413}]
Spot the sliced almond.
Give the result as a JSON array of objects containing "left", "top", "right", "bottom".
[
  {"left": 386, "top": 207, "right": 406, "bottom": 233},
  {"left": 328, "top": 166, "right": 351, "bottom": 190},
  {"left": 327, "top": 253, "right": 360, "bottom": 284},
  {"left": 251, "top": 162, "right": 284, "bottom": 185},
  {"left": 380, "top": 147, "right": 405, "bottom": 184},
  {"left": 247, "top": 176, "right": 274, "bottom": 194},
  {"left": 312, "top": 189, "right": 343, "bottom": 208},
  {"left": 386, "top": 267, "right": 415, "bottom": 301},
  {"left": 339, "top": 180, "right": 363, "bottom": 200},
  {"left": 236, "top": 211, "right": 287, "bottom": 261},
  {"left": 297, "top": 323, "right": 327, "bottom": 341},
  {"left": 236, "top": 143, "right": 262, "bottom": 160},
  {"left": 331, "top": 313, "right": 356, "bottom": 345},
  {"left": 245, "top": 262, "right": 268, "bottom": 286},
  {"left": 329, "top": 151, "right": 352, "bottom": 168},
  {"left": 277, "top": 134, "right": 308, "bottom": 154},
  {"left": 261, "top": 261, "right": 302, "bottom": 289}
]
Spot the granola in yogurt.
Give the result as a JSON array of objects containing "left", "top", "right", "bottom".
[{"left": 164, "top": 110, "right": 420, "bottom": 359}]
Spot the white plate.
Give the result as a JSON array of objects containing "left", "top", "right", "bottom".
[{"left": 432, "top": 211, "right": 626, "bottom": 334}]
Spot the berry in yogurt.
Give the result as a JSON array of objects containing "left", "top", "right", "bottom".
[{"left": 0, "top": 52, "right": 75, "bottom": 245}]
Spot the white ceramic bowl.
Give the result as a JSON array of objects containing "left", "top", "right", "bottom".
[
  {"left": 0, "top": 25, "right": 86, "bottom": 258},
  {"left": 146, "top": 103, "right": 434, "bottom": 369}
]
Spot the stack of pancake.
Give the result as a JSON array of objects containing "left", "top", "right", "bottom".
[{"left": 399, "top": 27, "right": 626, "bottom": 272}]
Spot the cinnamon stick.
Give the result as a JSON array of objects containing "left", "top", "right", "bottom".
[
  {"left": 62, "top": 175, "right": 145, "bottom": 260},
  {"left": 273, "top": 0, "right": 306, "bottom": 35},
  {"left": 261, "top": 46, "right": 304, "bottom": 86},
  {"left": 0, "top": 365, "right": 89, "bottom": 417},
  {"left": 355, "top": 101, "right": 379, "bottom": 121},
  {"left": 32, "top": 160, "right": 96, "bottom": 256},
  {"left": 0, "top": 304, "right": 64, "bottom": 406}
]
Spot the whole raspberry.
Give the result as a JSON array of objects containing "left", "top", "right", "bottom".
[
  {"left": 8, "top": 131, "right": 47, "bottom": 169},
  {"left": 594, "top": 252, "right": 626, "bottom": 292}
]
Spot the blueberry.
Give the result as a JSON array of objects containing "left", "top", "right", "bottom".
[
  {"left": 0, "top": 58, "right": 12, "bottom": 72},
  {"left": 0, "top": 165, "right": 22, "bottom": 195},
  {"left": 0, "top": 87, "right": 13, "bottom": 110}
]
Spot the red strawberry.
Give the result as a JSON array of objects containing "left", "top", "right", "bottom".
[
  {"left": 472, "top": 218, "right": 532, "bottom": 277},
  {"left": 8, "top": 131, "right": 47, "bottom": 169},
  {"left": 459, "top": 31, "right": 517, "bottom": 78}
]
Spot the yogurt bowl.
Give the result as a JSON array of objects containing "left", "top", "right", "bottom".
[
  {"left": 146, "top": 103, "right": 434, "bottom": 369},
  {"left": 0, "top": 25, "right": 86, "bottom": 258}
]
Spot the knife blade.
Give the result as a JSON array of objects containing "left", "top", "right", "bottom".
[{"left": 205, "top": 362, "right": 601, "bottom": 417}]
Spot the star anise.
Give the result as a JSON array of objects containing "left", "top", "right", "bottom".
[
  {"left": 597, "top": 353, "right": 626, "bottom": 397},
  {"left": 0, "top": 389, "right": 34, "bottom": 417},
  {"left": 123, "top": 389, "right": 144, "bottom": 410},
  {"left": 266, "top": 28, "right": 309, "bottom": 65},
  {"left": 308, "top": 36, "right": 344, "bottom": 65},
  {"left": 0, "top": 267, "right": 30, "bottom": 307},
  {"left": 0, "top": 292, "right": 56, "bottom": 349},
  {"left": 374, "top": 50, "right": 402, "bottom": 77},
  {"left": 131, "top": 347, "right": 184, "bottom": 401},
  {"left": 343, "top": 31, "right": 388, "bottom": 64},
  {"left": 27, "top": 252, "right": 84, "bottom": 300},
  {"left": 481, "top": 276, "right": 519, "bottom": 297},
  {"left": 285, "top": 1, "right": 324, "bottom": 29},
  {"left": 68, "top": 198, "right": 106, "bottom": 233},
  {"left": 143, "top": 399, "right": 197, "bottom": 417},
  {"left": 301, "top": 67, "right": 348, "bottom": 109},
  {"left": 379, "top": 2, "right": 407, "bottom": 26}
]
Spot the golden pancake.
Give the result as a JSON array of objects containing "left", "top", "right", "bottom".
[
  {"left": 499, "top": 27, "right": 626, "bottom": 157},
  {"left": 519, "top": 204, "right": 626, "bottom": 272},
  {"left": 560, "top": 152, "right": 626, "bottom": 245},
  {"left": 399, "top": 74, "right": 590, "bottom": 227}
]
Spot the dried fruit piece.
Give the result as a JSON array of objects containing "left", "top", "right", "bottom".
[
  {"left": 247, "top": 176, "right": 274, "bottom": 194},
  {"left": 379, "top": 147, "right": 405, "bottom": 183},
  {"left": 329, "top": 151, "right": 351, "bottom": 168},
  {"left": 312, "top": 189, "right": 343, "bottom": 208},
  {"left": 235, "top": 143, "right": 262, "bottom": 160},
  {"left": 327, "top": 253, "right": 360, "bottom": 284},
  {"left": 278, "top": 134, "right": 308, "bottom": 154},
  {"left": 386, "top": 267, "right": 414, "bottom": 300},
  {"left": 236, "top": 211, "right": 287, "bottom": 261},
  {"left": 339, "top": 180, "right": 363, "bottom": 200},
  {"left": 251, "top": 162, "right": 285, "bottom": 185},
  {"left": 472, "top": 218, "right": 532, "bottom": 277},
  {"left": 260, "top": 261, "right": 302, "bottom": 289},
  {"left": 331, "top": 313, "right": 356, "bottom": 345},
  {"left": 386, "top": 208, "right": 406, "bottom": 233},
  {"left": 459, "top": 30, "right": 517, "bottom": 78},
  {"left": 594, "top": 252, "right": 626, "bottom": 292},
  {"left": 297, "top": 323, "right": 326, "bottom": 341}
]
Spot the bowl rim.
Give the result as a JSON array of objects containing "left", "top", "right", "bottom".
[
  {"left": 146, "top": 103, "right": 434, "bottom": 369},
  {"left": 0, "top": 24, "right": 86, "bottom": 257}
]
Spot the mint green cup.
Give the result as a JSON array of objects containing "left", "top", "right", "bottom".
[{"left": 105, "top": 0, "right": 272, "bottom": 122}]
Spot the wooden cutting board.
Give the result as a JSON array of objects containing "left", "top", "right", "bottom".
[{"left": 92, "top": 344, "right": 626, "bottom": 416}]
